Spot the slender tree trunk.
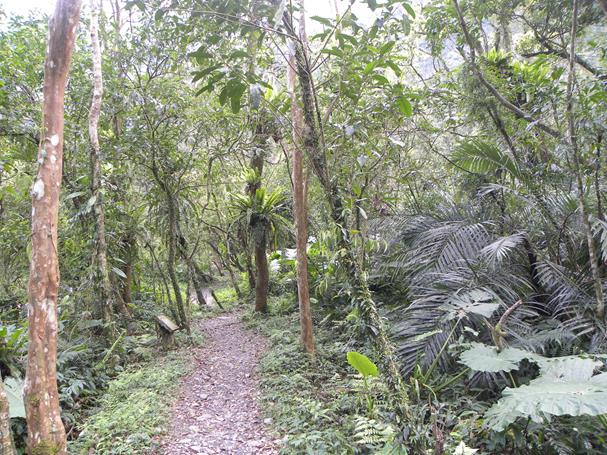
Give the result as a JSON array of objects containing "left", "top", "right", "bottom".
[
  {"left": 146, "top": 240, "right": 176, "bottom": 319},
  {"left": 283, "top": 7, "right": 407, "bottom": 408},
  {"left": 88, "top": 0, "right": 113, "bottom": 332},
  {"left": 176, "top": 229, "right": 208, "bottom": 307},
  {"left": 0, "top": 377, "right": 16, "bottom": 455},
  {"left": 254, "top": 228, "right": 269, "bottom": 312},
  {"left": 566, "top": 0, "right": 605, "bottom": 319},
  {"left": 209, "top": 242, "right": 243, "bottom": 298},
  {"left": 288, "top": 17, "right": 314, "bottom": 354},
  {"left": 166, "top": 193, "right": 190, "bottom": 334},
  {"left": 227, "top": 265, "right": 242, "bottom": 299},
  {"left": 25, "top": 1, "right": 82, "bottom": 453},
  {"left": 120, "top": 229, "right": 136, "bottom": 307}
]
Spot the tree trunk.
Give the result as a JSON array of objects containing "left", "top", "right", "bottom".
[
  {"left": 208, "top": 241, "right": 243, "bottom": 298},
  {"left": 88, "top": 0, "right": 113, "bottom": 332},
  {"left": 120, "top": 229, "right": 136, "bottom": 307},
  {"left": 146, "top": 239, "right": 176, "bottom": 319},
  {"left": 287, "top": 19, "right": 314, "bottom": 354},
  {"left": 176, "top": 229, "right": 208, "bottom": 307},
  {"left": 283, "top": 6, "right": 407, "bottom": 409},
  {"left": 238, "top": 225, "right": 256, "bottom": 291},
  {"left": 188, "top": 262, "right": 208, "bottom": 306},
  {"left": 25, "top": 1, "right": 82, "bottom": 454},
  {"left": 0, "top": 377, "right": 16, "bottom": 455},
  {"left": 166, "top": 193, "right": 190, "bottom": 334},
  {"left": 226, "top": 262, "right": 242, "bottom": 299},
  {"left": 254, "top": 229, "right": 269, "bottom": 312}
]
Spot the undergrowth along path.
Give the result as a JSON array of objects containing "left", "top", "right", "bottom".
[{"left": 158, "top": 312, "right": 278, "bottom": 454}]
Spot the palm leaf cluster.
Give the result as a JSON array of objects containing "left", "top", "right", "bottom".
[
  {"left": 373, "top": 139, "right": 607, "bottom": 378},
  {"left": 379, "top": 202, "right": 602, "bottom": 376},
  {"left": 230, "top": 187, "right": 291, "bottom": 246}
]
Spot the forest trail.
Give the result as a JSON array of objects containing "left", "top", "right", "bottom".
[{"left": 158, "top": 312, "right": 279, "bottom": 455}]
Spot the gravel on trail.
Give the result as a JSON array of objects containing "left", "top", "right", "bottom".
[{"left": 157, "top": 312, "right": 279, "bottom": 455}]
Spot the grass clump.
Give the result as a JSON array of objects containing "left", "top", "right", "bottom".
[{"left": 70, "top": 349, "right": 192, "bottom": 454}]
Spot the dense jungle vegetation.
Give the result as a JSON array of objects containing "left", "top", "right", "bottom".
[{"left": 2, "top": 0, "right": 607, "bottom": 453}]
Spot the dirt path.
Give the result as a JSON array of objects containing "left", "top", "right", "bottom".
[{"left": 158, "top": 312, "right": 279, "bottom": 454}]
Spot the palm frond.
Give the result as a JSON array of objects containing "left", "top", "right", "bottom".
[{"left": 452, "top": 141, "right": 522, "bottom": 182}]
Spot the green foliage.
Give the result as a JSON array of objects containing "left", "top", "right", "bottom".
[
  {"left": 347, "top": 351, "right": 379, "bottom": 378},
  {"left": 458, "top": 343, "right": 538, "bottom": 373},
  {"left": 248, "top": 302, "right": 403, "bottom": 454},
  {"left": 484, "top": 355, "right": 607, "bottom": 431},
  {"left": 0, "top": 322, "right": 27, "bottom": 377},
  {"left": 71, "top": 351, "right": 191, "bottom": 454},
  {"left": 452, "top": 141, "right": 522, "bottom": 182}
]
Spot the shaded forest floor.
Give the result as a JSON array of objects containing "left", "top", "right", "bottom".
[{"left": 158, "top": 312, "right": 279, "bottom": 454}]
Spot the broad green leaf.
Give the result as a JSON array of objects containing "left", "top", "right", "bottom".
[
  {"left": 443, "top": 288, "right": 500, "bottom": 319},
  {"left": 192, "top": 64, "right": 222, "bottom": 83},
  {"left": 347, "top": 351, "right": 379, "bottom": 378},
  {"left": 485, "top": 379, "right": 607, "bottom": 431},
  {"left": 321, "top": 48, "right": 343, "bottom": 58},
  {"left": 5, "top": 376, "right": 25, "bottom": 418},
  {"left": 229, "top": 50, "right": 249, "bottom": 59},
  {"left": 218, "top": 86, "right": 229, "bottom": 106},
  {"left": 310, "top": 16, "right": 332, "bottom": 26},
  {"left": 228, "top": 82, "right": 247, "bottom": 114},
  {"left": 337, "top": 32, "right": 358, "bottom": 46},
  {"left": 386, "top": 61, "right": 401, "bottom": 76},
  {"left": 535, "top": 356, "right": 603, "bottom": 382},
  {"left": 154, "top": 8, "right": 165, "bottom": 21},
  {"left": 363, "top": 61, "right": 378, "bottom": 75},
  {"left": 379, "top": 41, "right": 395, "bottom": 54},
  {"left": 402, "top": 3, "right": 416, "bottom": 18},
  {"left": 454, "top": 441, "right": 478, "bottom": 455},
  {"left": 459, "top": 343, "right": 540, "bottom": 373},
  {"left": 396, "top": 96, "right": 412, "bottom": 117},
  {"left": 188, "top": 45, "right": 212, "bottom": 61}
]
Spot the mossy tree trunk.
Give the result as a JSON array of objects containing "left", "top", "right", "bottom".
[
  {"left": 0, "top": 377, "right": 16, "bottom": 455},
  {"left": 287, "top": 9, "right": 314, "bottom": 354},
  {"left": 152, "top": 164, "right": 190, "bottom": 334},
  {"left": 25, "top": 1, "right": 82, "bottom": 454},
  {"left": 253, "top": 222, "right": 269, "bottom": 313},
  {"left": 88, "top": 0, "right": 114, "bottom": 333}
]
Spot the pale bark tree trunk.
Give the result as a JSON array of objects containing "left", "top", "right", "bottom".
[
  {"left": 288, "top": 9, "right": 314, "bottom": 354},
  {"left": 0, "top": 377, "right": 16, "bottom": 455},
  {"left": 25, "top": 1, "right": 82, "bottom": 454},
  {"left": 88, "top": 0, "right": 114, "bottom": 331}
]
